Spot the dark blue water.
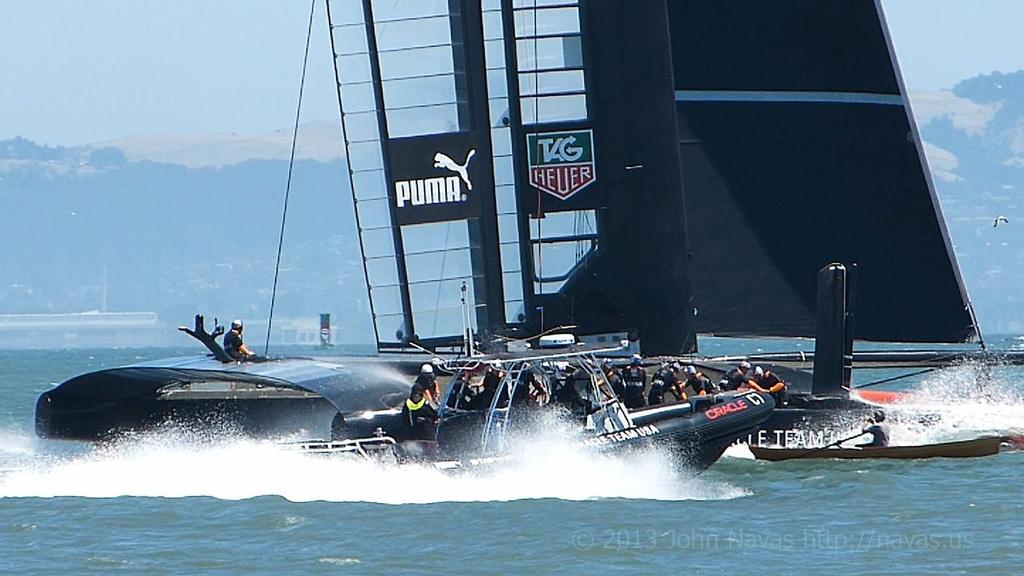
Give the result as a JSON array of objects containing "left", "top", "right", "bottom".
[{"left": 1, "top": 346, "right": 1022, "bottom": 575}]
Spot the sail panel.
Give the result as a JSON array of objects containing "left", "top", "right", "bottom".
[
  {"left": 328, "top": 0, "right": 505, "bottom": 349},
  {"left": 667, "top": 0, "right": 975, "bottom": 342}
]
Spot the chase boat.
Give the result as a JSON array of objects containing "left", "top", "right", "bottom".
[{"left": 295, "top": 345, "right": 774, "bottom": 473}]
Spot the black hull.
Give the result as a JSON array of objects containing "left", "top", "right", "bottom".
[
  {"left": 426, "top": 391, "right": 775, "bottom": 473},
  {"left": 37, "top": 393, "right": 340, "bottom": 441},
  {"left": 623, "top": 392, "right": 773, "bottom": 470},
  {"left": 34, "top": 355, "right": 416, "bottom": 441}
]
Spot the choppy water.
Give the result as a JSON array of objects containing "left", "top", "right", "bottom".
[{"left": 1, "top": 346, "right": 1022, "bottom": 575}]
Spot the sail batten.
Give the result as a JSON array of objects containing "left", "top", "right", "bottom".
[{"left": 676, "top": 90, "right": 904, "bottom": 106}]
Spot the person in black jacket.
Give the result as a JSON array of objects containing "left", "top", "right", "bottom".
[
  {"left": 676, "top": 365, "right": 715, "bottom": 399},
  {"left": 467, "top": 364, "right": 504, "bottom": 411},
  {"left": 223, "top": 319, "right": 255, "bottom": 360},
  {"left": 402, "top": 387, "right": 438, "bottom": 440},
  {"left": 748, "top": 365, "right": 787, "bottom": 405},
  {"left": 621, "top": 354, "right": 647, "bottom": 409},
  {"left": 411, "top": 363, "right": 439, "bottom": 405},
  {"left": 719, "top": 361, "right": 752, "bottom": 391},
  {"left": 648, "top": 362, "right": 677, "bottom": 405}
]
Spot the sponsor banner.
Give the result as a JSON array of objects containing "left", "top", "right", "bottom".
[
  {"left": 527, "top": 129, "right": 597, "bottom": 200},
  {"left": 388, "top": 132, "right": 484, "bottom": 226}
]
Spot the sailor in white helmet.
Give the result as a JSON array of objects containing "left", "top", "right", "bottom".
[
  {"left": 404, "top": 364, "right": 439, "bottom": 437},
  {"left": 223, "top": 319, "right": 255, "bottom": 360},
  {"left": 719, "top": 360, "right": 752, "bottom": 391},
  {"left": 620, "top": 354, "right": 648, "bottom": 409},
  {"left": 412, "top": 363, "right": 439, "bottom": 405}
]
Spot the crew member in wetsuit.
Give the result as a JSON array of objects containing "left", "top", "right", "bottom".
[
  {"left": 402, "top": 386, "right": 438, "bottom": 440},
  {"left": 412, "top": 364, "right": 438, "bottom": 405},
  {"left": 649, "top": 362, "right": 677, "bottom": 406},
  {"left": 747, "top": 365, "right": 787, "bottom": 405},
  {"left": 676, "top": 365, "right": 714, "bottom": 399},
  {"left": 467, "top": 364, "right": 504, "bottom": 410},
  {"left": 621, "top": 354, "right": 647, "bottom": 409},
  {"left": 856, "top": 411, "right": 890, "bottom": 448},
  {"left": 512, "top": 371, "right": 548, "bottom": 407},
  {"left": 647, "top": 362, "right": 671, "bottom": 403},
  {"left": 551, "top": 365, "right": 590, "bottom": 418},
  {"left": 719, "top": 361, "right": 751, "bottom": 391},
  {"left": 603, "top": 360, "right": 625, "bottom": 400},
  {"left": 647, "top": 377, "right": 666, "bottom": 406},
  {"left": 223, "top": 319, "right": 255, "bottom": 360}
]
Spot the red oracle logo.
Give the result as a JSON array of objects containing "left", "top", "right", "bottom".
[{"left": 705, "top": 399, "right": 749, "bottom": 420}]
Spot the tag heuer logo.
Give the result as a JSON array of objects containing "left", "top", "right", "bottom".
[{"left": 527, "top": 130, "right": 596, "bottom": 200}]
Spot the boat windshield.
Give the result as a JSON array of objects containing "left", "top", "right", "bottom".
[{"left": 440, "top": 353, "right": 634, "bottom": 452}]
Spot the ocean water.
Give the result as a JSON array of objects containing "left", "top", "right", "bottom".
[{"left": 1, "top": 346, "right": 1022, "bottom": 575}]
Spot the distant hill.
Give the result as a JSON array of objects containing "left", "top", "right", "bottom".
[
  {"left": 0, "top": 137, "right": 375, "bottom": 345},
  {"left": 913, "top": 70, "right": 1024, "bottom": 334},
  {"left": 92, "top": 121, "right": 346, "bottom": 168}
]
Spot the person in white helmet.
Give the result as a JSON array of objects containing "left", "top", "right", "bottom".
[
  {"left": 223, "top": 319, "right": 255, "bottom": 360},
  {"left": 719, "top": 360, "right": 752, "bottom": 391},
  {"left": 411, "top": 363, "right": 439, "bottom": 405},
  {"left": 621, "top": 354, "right": 647, "bottom": 409},
  {"left": 676, "top": 365, "right": 714, "bottom": 399},
  {"left": 747, "top": 365, "right": 787, "bottom": 404}
]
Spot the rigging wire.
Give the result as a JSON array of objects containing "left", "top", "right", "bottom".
[
  {"left": 432, "top": 221, "right": 455, "bottom": 336},
  {"left": 265, "top": 0, "right": 317, "bottom": 355}
]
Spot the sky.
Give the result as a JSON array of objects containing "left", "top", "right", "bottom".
[{"left": 1, "top": 0, "right": 1023, "bottom": 146}]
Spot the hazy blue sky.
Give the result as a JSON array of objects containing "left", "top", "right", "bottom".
[{"left": 2, "top": 0, "right": 1023, "bottom": 145}]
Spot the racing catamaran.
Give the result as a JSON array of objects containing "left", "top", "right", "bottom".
[{"left": 36, "top": 1, "right": 998, "bottom": 453}]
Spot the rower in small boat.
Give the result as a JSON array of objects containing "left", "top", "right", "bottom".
[{"left": 856, "top": 411, "right": 890, "bottom": 448}]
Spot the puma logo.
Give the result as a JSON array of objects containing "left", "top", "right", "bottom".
[{"left": 433, "top": 149, "right": 476, "bottom": 190}]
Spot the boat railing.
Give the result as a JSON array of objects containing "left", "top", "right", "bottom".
[{"left": 289, "top": 435, "right": 398, "bottom": 459}]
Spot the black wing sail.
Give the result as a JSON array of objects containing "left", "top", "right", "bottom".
[{"left": 668, "top": 0, "right": 978, "bottom": 342}]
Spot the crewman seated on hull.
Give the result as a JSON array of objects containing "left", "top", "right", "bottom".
[
  {"left": 223, "top": 319, "right": 256, "bottom": 361},
  {"left": 675, "top": 365, "right": 714, "bottom": 400},
  {"left": 719, "top": 361, "right": 751, "bottom": 391},
  {"left": 747, "top": 365, "right": 787, "bottom": 405}
]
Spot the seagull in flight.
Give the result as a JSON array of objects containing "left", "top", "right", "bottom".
[{"left": 993, "top": 215, "right": 1009, "bottom": 228}]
